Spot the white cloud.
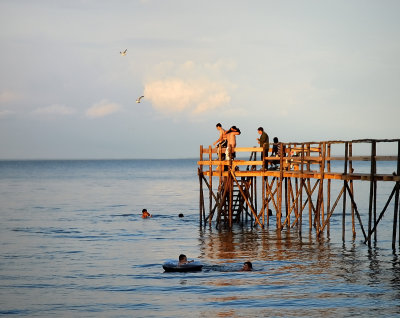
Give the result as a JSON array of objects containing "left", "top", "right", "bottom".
[
  {"left": 33, "top": 104, "right": 76, "bottom": 115},
  {"left": 86, "top": 99, "right": 121, "bottom": 118},
  {"left": 143, "top": 60, "right": 235, "bottom": 116},
  {"left": 144, "top": 78, "right": 231, "bottom": 115}
]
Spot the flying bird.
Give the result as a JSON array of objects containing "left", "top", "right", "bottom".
[
  {"left": 136, "top": 96, "right": 144, "bottom": 103},
  {"left": 120, "top": 49, "right": 127, "bottom": 56}
]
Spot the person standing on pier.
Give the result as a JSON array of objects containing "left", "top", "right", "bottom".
[
  {"left": 213, "top": 123, "right": 227, "bottom": 148},
  {"left": 213, "top": 123, "right": 228, "bottom": 160},
  {"left": 257, "top": 127, "right": 269, "bottom": 160},
  {"left": 226, "top": 126, "right": 241, "bottom": 160}
]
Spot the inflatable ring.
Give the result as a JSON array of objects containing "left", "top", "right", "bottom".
[{"left": 162, "top": 261, "right": 203, "bottom": 272}]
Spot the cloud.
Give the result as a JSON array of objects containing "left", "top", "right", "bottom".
[
  {"left": 33, "top": 104, "right": 76, "bottom": 115},
  {"left": 143, "top": 60, "right": 235, "bottom": 116},
  {"left": 144, "top": 78, "right": 231, "bottom": 114},
  {"left": 86, "top": 99, "right": 121, "bottom": 118},
  {"left": 0, "top": 90, "right": 22, "bottom": 104}
]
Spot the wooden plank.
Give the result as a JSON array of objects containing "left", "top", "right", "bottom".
[
  {"left": 234, "top": 147, "right": 265, "bottom": 152},
  {"left": 327, "top": 155, "right": 397, "bottom": 161},
  {"left": 233, "top": 160, "right": 264, "bottom": 166},
  {"left": 203, "top": 169, "right": 400, "bottom": 182}
]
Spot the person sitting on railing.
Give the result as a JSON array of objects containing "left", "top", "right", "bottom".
[{"left": 270, "top": 137, "right": 285, "bottom": 169}]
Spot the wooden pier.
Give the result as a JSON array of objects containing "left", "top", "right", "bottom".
[{"left": 197, "top": 139, "right": 400, "bottom": 248}]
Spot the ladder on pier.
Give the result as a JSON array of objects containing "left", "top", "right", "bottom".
[{"left": 217, "top": 175, "right": 252, "bottom": 226}]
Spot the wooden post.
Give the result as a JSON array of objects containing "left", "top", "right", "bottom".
[
  {"left": 374, "top": 168, "right": 377, "bottom": 243},
  {"left": 316, "top": 142, "right": 326, "bottom": 234},
  {"left": 349, "top": 142, "right": 355, "bottom": 239},
  {"left": 327, "top": 143, "right": 331, "bottom": 237},
  {"left": 251, "top": 152, "right": 255, "bottom": 225},
  {"left": 209, "top": 145, "right": 213, "bottom": 225},
  {"left": 278, "top": 142, "right": 284, "bottom": 230},
  {"left": 321, "top": 143, "right": 326, "bottom": 227},
  {"left": 218, "top": 143, "right": 223, "bottom": 181},
  {"left": 342, "top": 142, "right": 348, "bottom": 242},
  {"left": 368, "top": 141, "right": 376, "bottom": 247},
  {"left": 199, "top": 170, "right": 203, "bottom": 227},
  {"left": 294, "top": 178, "right": 300, "bottom": 228},
  {"left": 398, "top": 141, "right": 400, "bottom": 248},
  {"left": 285, "top": 146, "right": 290, "bottom": 225},
  {"left": 287, "top": 177, "right": 292, "bottom": 227},
  {"left": 285, "top": 176, "right": 288, "bottom": 227},
  {"left": 266, "top": 178, "right": 271, "bottom": 226},
  {"left": 393, "top": 141, "right": 400, "bottom": 249},
  {"left": 300, "top": 143, "right": 305, "bottom": 234},
  {"left": 254, "top": 175, "right": 258, "bottom": 218},
  {"left": 228, "top": 146, "right": 233, "bottom": 228},
  {"left": 200, "top": 146, "right": 204, "bottom": 226},
  {"left": 262, "top": 144, "right": 266, "bottom": 227},
  {"left": 306, "top": 143, "right": 312, "bottom": 232}
]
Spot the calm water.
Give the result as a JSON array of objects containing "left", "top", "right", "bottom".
[{"left": 0, "top": 159, "right": 400, "bottom": 317}]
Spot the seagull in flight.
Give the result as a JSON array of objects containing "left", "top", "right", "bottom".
[
  {"left": 136, "top": 96, "right": 144, "bottom": 103},
  {"left": 120, "top": 49, "right": 127, "bottom": 56}
]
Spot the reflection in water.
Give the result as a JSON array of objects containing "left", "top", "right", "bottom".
[
  {"left": 199, "top": 224, "right": 335, "bottom": 266},
  {"left": 390, "top": 254, "right": 400, "bottom": 292},
  {"left": 197, "top": 225, "right": 400, "bottom": 317}
]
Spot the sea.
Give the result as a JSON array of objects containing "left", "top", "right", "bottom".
[{"left": 0, "top": 159, "right": 399, "bottom": 317}]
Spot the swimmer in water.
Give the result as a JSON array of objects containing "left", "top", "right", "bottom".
[
  {"left": 241, "top": 261, "right": 253, "bottom": 271},
  {"left": 141, "top": 208, "right": 152, "bottom": 218},
  {"left": 178, "top": 254, "right": 194, "bottom": 265}
]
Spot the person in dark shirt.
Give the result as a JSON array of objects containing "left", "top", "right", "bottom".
[
  {"left": 257, "top": 127, "right": 269, "bottom": 160},
  {"left": 270, "top": 137, "right": 285, "bottom": 168}
]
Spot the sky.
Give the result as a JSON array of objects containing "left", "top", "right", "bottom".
[{"left": 0, "top": 0, "right": 399, "bottom": 159}]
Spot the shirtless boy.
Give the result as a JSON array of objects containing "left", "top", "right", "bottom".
[
  {"left": 225, "top": 126, "right": 241, "bottom": 159},
  {"left": 213, "top": 123, "right": 227, "bottom": 148}
]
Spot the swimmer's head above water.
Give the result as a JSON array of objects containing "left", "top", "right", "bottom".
[{"left": 241, "top": 261, "right": 253, "bottom": 271}]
